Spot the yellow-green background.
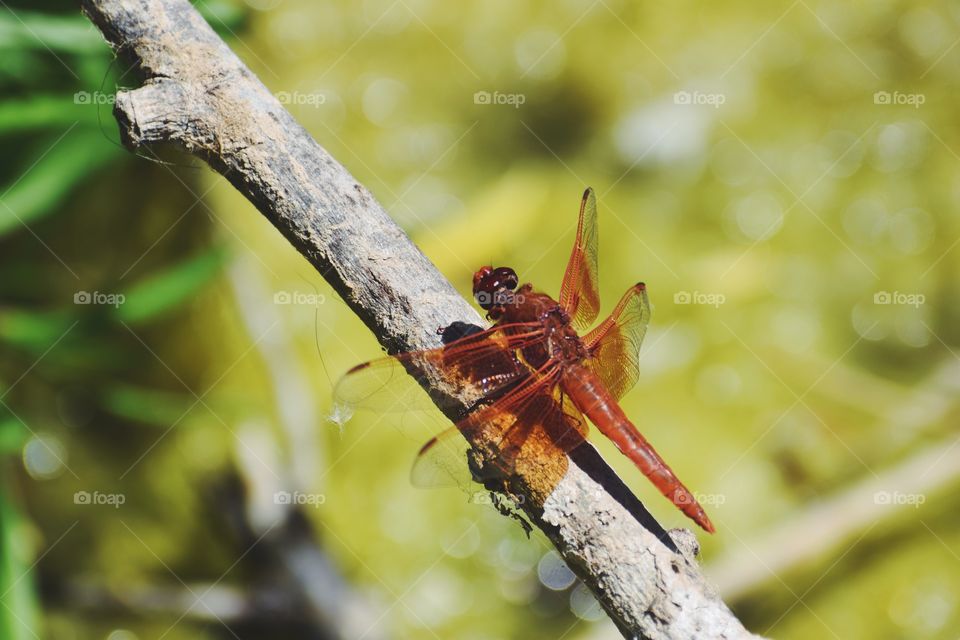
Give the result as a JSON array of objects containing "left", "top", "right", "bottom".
[{"left": 1, "top": 0, "right": 958, "bottom": 638}]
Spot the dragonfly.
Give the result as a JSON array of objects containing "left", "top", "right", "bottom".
[{"left": 334, "top": 188, "right": 714, "bottom": 533}]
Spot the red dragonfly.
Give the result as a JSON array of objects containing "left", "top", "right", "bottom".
[{"left": 335, "top": 188, "right": 714, "bottom": 533}]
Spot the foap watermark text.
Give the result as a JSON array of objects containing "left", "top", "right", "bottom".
[
  {"left": 873, "top": 91, "right": 925, "bottom": 108},
  {"left": 274, "top": 491, "right": 326, "bottom": 508},
  {"left": 674, "top": 291, "right": 725, "bottom": 308},
  {"left": 874, "top": 491, "right": 925, "bottom": 507},
  {"left": 274, "top": 290, "right": 327, "bottom": 306},
  {"left": 674, "top": 91, "right": 726, "bottom": 108},
  {"left": 74, "top": 490, "right": 126, "bottom": 508},
  {"left": 874, "top": 291, "right": 924, "bottom": 308},
  {"left": 275, "top": 91, "right": 326, "bottom": 107},
  {"left": 75, "top": 291, "right": 125, "bottom": 308},
  {"left": 474, "top": 91, "right": 526, "bottom": 108}
]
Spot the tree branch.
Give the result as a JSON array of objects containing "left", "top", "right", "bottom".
[{"left": 80, "top": 1, "right": 762, "bottom": 637}]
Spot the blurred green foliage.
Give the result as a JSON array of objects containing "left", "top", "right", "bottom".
[
  {"left": 1, "top": 1, "right": 959, "bottom": 639},
  {"left": 0, "top": 3, "right": 247, "bottom": 639},
  {"left": 0, "top": 489, "right": 40, "bottom": 640}
]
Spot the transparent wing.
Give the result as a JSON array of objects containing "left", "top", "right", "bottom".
[
  {"left": 558, "top": 188, "right": 601, "bottom": 330},
  {"left": 583, "top": 283, "right": 651, "bottom": 400},
  {"left": 409, "top": 368, "right": 559, "bottom": 489},
  {"left": 410, "top": 426, "right": 474, "bottom": 489},
  {"left": 332, "top": 321, "right": 545, "bottom": 418},
  {"left": 451, "top": 367, "right": 590, "bottom": 482},
  {"left": 409, "top": 383, "right": 590, "bottom": 493},
  {"left": 334, "top": 321, "right": 591, "bottom": 496}
]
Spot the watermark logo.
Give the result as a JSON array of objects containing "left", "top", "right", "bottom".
[
  {"left": 74, "top": 91, "right": 115, "bottom": 105},
  {"left": 473, "top": 91, "right": 526, "bottom": 109},
  {"left": 873, "top": 91, "right": 925, "bottom": 108},
  {"left": 74, "top": 291, "right": 125, "bottom": 308},
  {"left": 473, "top": 290, "right": 526, "bottom": 308},
  {"left": 674, "top": 490, "right": 726, "bottom": 506},
  {"left": 273, "top": 491, "right": 326, "bottom": 508},
  {"left": 673, "top": 90, "right": 726, "bottom": 108},
  {"left": 273, "top": 290, "right": 327, "bottom": 305},
  {"left": 469, "top": 491, "right": 494, "bottom": 505},
  {"left": 275, "top": 91, "right": 326, "bottom": 107},
  {"left": 468, "top": 491, "right": 524, "bottom": 505},
  {"left": 674, "top": 291, "right": 725, "bottom": 308},
  {"left": 873, "top": 291, "right": 924, "bottom": 308},
  {"left": 873, "top": 490, "right": 925, "bottom": 507},
  {"left": 74, "top": 490, "right": 126, "bottom": 508}
]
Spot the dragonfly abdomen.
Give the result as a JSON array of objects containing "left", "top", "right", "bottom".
[{"left": 561, "top": 364, "right": 715, "bottom": 533}]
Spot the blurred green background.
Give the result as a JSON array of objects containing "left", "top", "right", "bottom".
[{"left": 1, "top": 0, "right": 959, "bottom": 638}]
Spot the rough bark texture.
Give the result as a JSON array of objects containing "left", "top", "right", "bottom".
[{"left": 80, "top": 1, "right": 762, "bottom": 637}]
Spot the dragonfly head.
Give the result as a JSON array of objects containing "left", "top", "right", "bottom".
[{"left": 473, "top": 266, "right": 519, "bottom": 319}]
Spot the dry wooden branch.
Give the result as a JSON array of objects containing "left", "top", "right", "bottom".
[{"left": 80, "top": 1, "right": 762, "bottom": 637}]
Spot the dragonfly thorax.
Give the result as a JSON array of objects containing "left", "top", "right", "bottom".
[{"left": 499, "top": 287, "right": 588, "bottom": 369}]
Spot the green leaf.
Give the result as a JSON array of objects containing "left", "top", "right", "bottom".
[
  {"left": 0, "top": 310, "right": 74, "bottom": 352},
  {"left": 0, "top": 96, "right": 100, "bottom": 134},
  {"left": 0, "top": 11, "right": 106, "bottom": 54},
  {"left": 0, "top": 6, "right": 244, "bottom": 56},
  {"left": 0, "top": 487, "right": 40, "bottom": 640},
  {"left": 115, "top": 247, "right": 228, "bottom": 325},
  {"left": 0, "top": 420, "right": 27, "bottom": 454},
  {"left": 101, "top": 385, "right": 190, "bottom": 427},
  {"left": 0, "top": 128, "right": 119, "bottom": 237},
  {"left": 196, "top": 0, "right": 248, "bottom": 31}
]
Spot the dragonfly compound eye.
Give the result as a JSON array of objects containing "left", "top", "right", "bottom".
[
  {"left": 473, "top": 266, "right": 519, "bottom": 310},
  {"left": 492, "top": 267, "right": 519, "bottom": 291}
]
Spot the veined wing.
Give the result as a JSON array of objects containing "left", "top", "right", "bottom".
[
  {"left": 558, "top": 188, "right": 600, "bottom": 330},
  {"left": 408, "top": 425, "right": 474, "bottom": 489},
  {"left": 583, "top": 283, "right": 651, "bottom": 401},
  {"left": 412, "top": 361, "right": 590, "bottom": 489},
  {"left": 399, "top": 369, "right": 560, "bottom": 490},
  {"left": 335, "top": 322, "right": 590, "bottom": 493},
  {"left": 332, "top": 321, "right": 545, "bottom": 418},
  {"left": 448, "top": 365, "right": 589, "bottom": 482}
]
